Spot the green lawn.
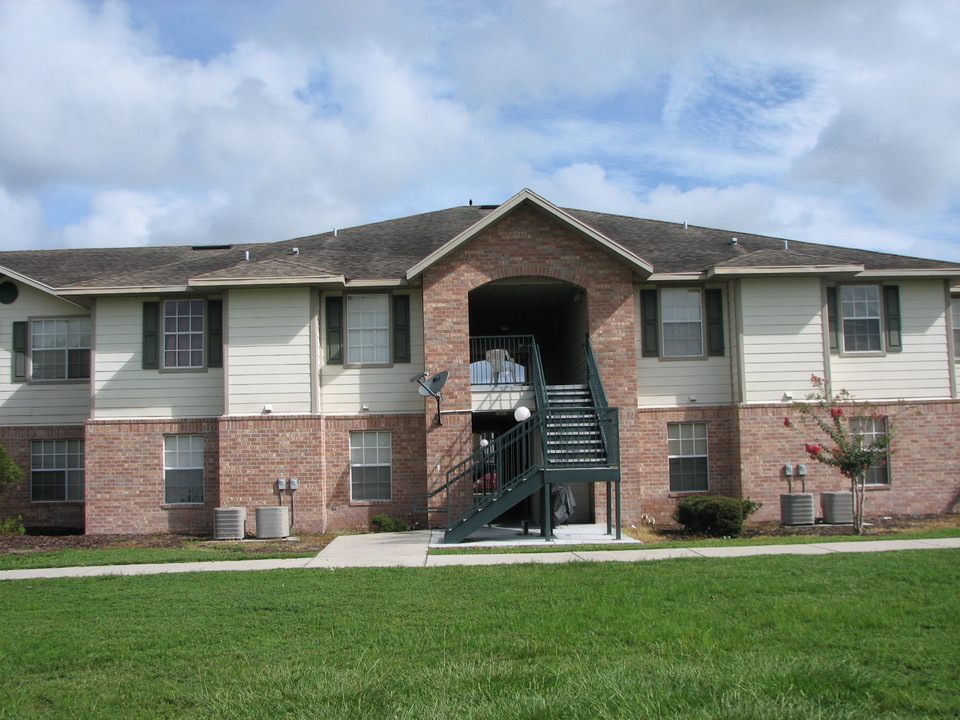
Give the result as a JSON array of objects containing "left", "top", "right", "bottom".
[
  {"left": 0, "top": 544, "right": 316, "bottom": 571},
  {"left": 1, "top": 550, "right": 958, "bottom": 719}
]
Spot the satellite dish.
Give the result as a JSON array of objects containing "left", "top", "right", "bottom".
[
  {"left": 417, "top": 371, "right": 448, "bottom": 398},
  {"left": 410, "top": 370, "right": 449, "bottom": 425}
]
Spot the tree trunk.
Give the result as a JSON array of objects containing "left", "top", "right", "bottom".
[{"left": 851, "top": 472, "right": 866, "bottom": 535}]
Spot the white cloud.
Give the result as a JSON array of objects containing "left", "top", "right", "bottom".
[{"left": 0, "top": 0, "right": 956, "bottom": 263}]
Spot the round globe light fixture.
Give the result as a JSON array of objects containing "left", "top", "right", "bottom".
[{"left": 514, "top": 406, "right": 531, "bottom": 422}]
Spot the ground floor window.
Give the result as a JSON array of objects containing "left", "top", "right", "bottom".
[
  {"left": 31, "top": 439, "right": 84, "bottom": 502},
  {"left": 350, "top": 430, "right": 391, "bottom": 501},
  {"left": 667, "top": 422, "right": 708, "bottom": 492},
  {"left": 851, "top": 416, "right": 890, "bottom": 485},
  {"left": 164, "top": 435, "right": 205, "bottom": 504}
]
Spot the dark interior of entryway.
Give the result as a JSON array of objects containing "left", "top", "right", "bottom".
[{"left": 468, "top": 277, "right": 588, "bottom": 385}]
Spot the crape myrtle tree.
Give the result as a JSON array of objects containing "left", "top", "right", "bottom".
[
  {"left": 0, "top": 443, "right": 23, "bottom": 497},
  {"left": 784, "top": 375, "right": 894, "bottom": 535}
]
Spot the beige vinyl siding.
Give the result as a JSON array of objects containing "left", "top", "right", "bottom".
[
  {"left": 94, "top": 296, "right": 224, "bottom": 419},
  {"left": 740, "top": 278, "right": 826, "bottom": 403},
  {"left": 320, "top": 291, "right": 425, "bottom": 414},
  {"left": 829, "top": 280, "right": 951, "bottom": 400},
  {"left": 0, "top": 286, "right": 91, "bottom": 425},
  {"left": 634, "top": 287, "right": 734, "bottom": 406},
  {"left": 226, "top": 288, "right": 312, "bottom": 415}
]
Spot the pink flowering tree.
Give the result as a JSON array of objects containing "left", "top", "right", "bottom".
[{"left": 783, "top": 375, "right": 893, "bottom": 534}]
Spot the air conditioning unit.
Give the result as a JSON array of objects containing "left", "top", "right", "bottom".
[
  {"left": 822, "top": 491, "right": 854, "bottom": 524},
  {"left": 213, "top": 507, "right": 246, "bottom": 540},
  {"left": 255, "top": 506, "right": 290, "bottom": 539}
]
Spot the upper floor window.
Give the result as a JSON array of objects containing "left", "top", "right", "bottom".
[
  {"left": 325, "top": 293, "right": 411, "bottom": 367},
  {"left": 827, "top": 284, "right": 901, "bottom": 354},
  {"left": 141, "top": 299, "right": 222, "bottom": 371},
  {"left": 164, "top": 300, "right": 205, "bottom": 369},
  {"left": 640, "top": 287, "right": 724, "bottom": 359},
  {"left": 11, "top": 317, "right": 90, "bottom": 382}
]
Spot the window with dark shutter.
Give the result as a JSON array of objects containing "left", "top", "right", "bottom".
[
  {"left": 640, "top": 289, "right": 659, "bottom": 357},
  {"left": 326, "top": 295, "right": 343, "bottom": 365},
  {"left": 392, "top": 294, "right": 411, "bottom": 364},
  {"left": 705, "top": 288, "right": 724, "bottom": 356},
  {"left": 207, "top": 299, "right": 223, "bottom": 368},
  {"left": 883, "top": 285, "right": 901, "bottom": 352},
  {"left": 12, "top": 321, "right": 27, "bottom": 381},
  {"left": 825, "top": 286, "right": 839, "bottom": 352},
  {"left": 142, "top": 302, "right": 159, "bottom": 369}
]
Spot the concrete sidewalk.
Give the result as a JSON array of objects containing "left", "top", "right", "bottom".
[{"left": 2, "top": 532, "right": 958, "bottom": 580}]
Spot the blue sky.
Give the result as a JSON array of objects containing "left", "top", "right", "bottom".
[{"left": 1, "top": 0, "right": 958, "bottom": 261}]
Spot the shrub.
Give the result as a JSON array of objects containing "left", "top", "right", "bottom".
[
  {"left": 674, "top": 495, "right": 761, "bottom": 537},
  {"left": 370, "top": 513, "right": 409, "bottom": 533},
  {"left": 0, "top": 443, "right": 23, "bottom": 497},
  {"left": 0, "top": 515, "right": 25, "bottom": 535}
]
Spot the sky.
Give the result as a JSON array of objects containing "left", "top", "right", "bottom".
[{"left": 1, "top": 0, "right": 959, "bottom": 262}]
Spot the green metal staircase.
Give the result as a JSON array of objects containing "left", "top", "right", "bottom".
[{"left": 416, "top": 337, "right": 621, "bottom": 543}]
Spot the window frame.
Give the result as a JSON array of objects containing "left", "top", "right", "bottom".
[
  {"left": 325, "top": 292, "right": 411, "bottom": 368},
  {"left": 667, "top": 422, "right": 709, "bottom": 493},
  {"left": 15, "top": 316, "right": 92, "bottom": 383},
  {"left": 828, "top": 283, "right": 901, "bottom": 356},
  {"left": 838, "top": 284, "right": 883, "bottom": 354},
  {"left": 30, "top": 439, "right": 85, "bottom": 503},
  {"left": 349, "top": 430, "right": 392, "bottom": 502},
  {"left": 850, "top": 416, "right": 890, "bottom": 486},
  {"left": 660, "top": 288, "right": 705, "bottom": 358},
  {"left": 163, "top": 435, "right": 205, "bottom": 505},
  {"left": 345, "top": 293, "right": 391, "bottom": 367},
  {"left": 162, "top": 299, "right": 207, "bottom": 370}
]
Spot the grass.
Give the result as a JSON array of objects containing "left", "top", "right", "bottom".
[
  {"left": 429, "top": 519, "right": 960, "bottom": 555},
  {"left": 0, "top": 551, "right": 958, "bottom": 719},
  {"left": 0, "top": 537, "right": 328, "bottom": 571}
]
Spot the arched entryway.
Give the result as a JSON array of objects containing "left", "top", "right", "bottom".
[{"left": 468, "top": 276, "right": 595, "bottom": 524}]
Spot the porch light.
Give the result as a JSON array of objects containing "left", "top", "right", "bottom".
[{"left": 514, "top": 406, "right": 531, "bottom": 422}]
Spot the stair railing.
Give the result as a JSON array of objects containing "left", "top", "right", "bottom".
[{"left": 584, "top": 336, "right": 619, "bottom": 466}]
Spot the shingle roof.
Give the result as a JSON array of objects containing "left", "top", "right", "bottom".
[{"left": 1, "top": 201, "right": 957, "bottom": 292}]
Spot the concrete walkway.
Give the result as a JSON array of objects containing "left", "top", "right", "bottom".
[{"left": 2, "top": 532, "right": 959, "bottom": 581}]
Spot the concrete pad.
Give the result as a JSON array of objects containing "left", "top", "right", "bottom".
[
  {"left": 0, "top": 557, "right": 312, "bottom": 581},
  {"left": 429, "top": 523, "right": 639, "bottom": 549},
  {"left": 807, "top": 539, "right": 955, "bottom": 554},
  {"left": 571, "top": 548, "right": 704, "bottom": 562},
  {"left": 305, "top": 530, "right": 430, "bottom": 568}
]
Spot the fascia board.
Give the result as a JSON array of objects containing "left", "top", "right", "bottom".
[
  {"left": 854, "top": 269, "right": 960, "bottom": 279},
  {"left": 188, "top": 275, "right": 346, "bottom": 288},
  {"left": 0, "top": 265, "right": 94, "bottom": 308},
  {"left": 405, "top": 188, "right": 653, "bottom": 279},
  {"left": 58, "top": 285, "right": 191, "bottom": 296},
  {"left": 705, "top": 264, "right": 864, "bottom": 279}
]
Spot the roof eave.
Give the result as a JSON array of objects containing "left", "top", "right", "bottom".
[
  {"left": 188, "top": 275, "right": 347, "bottom": 289},
  {"left": 705, "top": 264, "right": 865, "bottom": 279},
  {"left": 405, "top": 188, "right": 653, "bottom": 279},
  {"left": 1, "top": 265, "right": 93, "bottom": 308}
]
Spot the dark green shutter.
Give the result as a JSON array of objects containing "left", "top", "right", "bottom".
[
  {"left": 12, "top": 321, "right": 27, "bottom": 381},
  {"left": 705, "top": 288, "right": 724, "bottom": 356},
  {"left": 640, "top": 289, "right": 659, "bottom": 357},
  {"left": 142, "top": 302, "right": 159, "bottom": 369},
  {"left": 207, "top": 299, "right": 223, "bottom": 368},
  {"left": 326, "top": 296, "right": 343, "bottom": 365},
  {"left": 826, "top": 287, "right": 839, "bottom": 352},
  {"left": 392, "top": 294, "right": 410, "bottom": 364},
  {"left": 883, "top": 285, "right": 902, "bottom": 352}
]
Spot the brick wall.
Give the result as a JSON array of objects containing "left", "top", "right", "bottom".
[
  {"left": 84, "top": 418, "right": 219, "bottom": 534},
  {"left": 0, "top": 425, "right": 86, "bottom": 530},
  {"left": 421, "top": 203, "right": 640, "bottom": 522}
]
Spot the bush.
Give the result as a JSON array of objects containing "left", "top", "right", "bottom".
[
  {"left": 674, "top": 495, "right": 761, "bottom": 537},
  {"left": 370, "top": 513, "right": 409, "bottom": 533},
  {"left": 0, "top": 443, "right": 24, "bottom": 496},
  {"left": 0, "top": 515, "right": 25, "bottom": 535}
]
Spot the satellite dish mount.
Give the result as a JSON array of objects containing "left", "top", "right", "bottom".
[{"left": 410, "top": 371, "right": 449, "bottom": 425}]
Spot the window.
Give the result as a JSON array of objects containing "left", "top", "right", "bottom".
[
  {"left": 952, "top": 297, "right": 960, "bottom": 358},
  {"left": 661, "top": 289, "right": 703, "bottom": 357},
  {"left": 12, "top": 317, "right": 91, "bottom": 382},
  {"left": 667, "top": 422, "right": 708, "bottom": 492},
  {"left": 346, "top": 295, "right": 389, "bottom": 365},
  {"left": 850, "top": 417, "right": 890, "bottom": 485},
  {"left": 827, "top": 285, "right": 901, "bottom": 354},
  {"left": 350, "top": 431, "right": 391, "bottom": 501},
  {"left": 640, "top": 288, "right": 723, "bottom": 358},
  {"left": 141, "top": 300, "right": 222, "bottom": 371},
  {"left": 31, "top": 440, "right": 84, "bottom": 502},
  {"left": 163, "top": 300, "right": 205, "bottom": 369},
  {"left": 325, "top": 294, "right": 410, "bottom": 366},
  {"left": 840, "top": 285, "right": 882, "bottom": 352},
  {"left": 164, "top": 435, "right": 205, "bottom": 504}
]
